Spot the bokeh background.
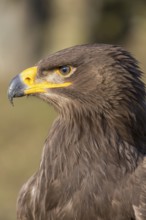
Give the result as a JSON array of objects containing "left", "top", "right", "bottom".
[{"left": 1, "top": 0, "right": 146, "bottom": 219}]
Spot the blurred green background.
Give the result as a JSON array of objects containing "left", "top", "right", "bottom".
[{"left": 1, "top": 0, "right": 146, "bottom": 219}]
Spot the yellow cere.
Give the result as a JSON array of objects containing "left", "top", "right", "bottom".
[
  {"left": 21, "top": 66, "right": 38, "bottom": 86},
  {"left": 19, "top": 66, "right": 72, "bottom": 95},
  {"left": 24, "top": 82, "right": 72, "bottom": 95}
]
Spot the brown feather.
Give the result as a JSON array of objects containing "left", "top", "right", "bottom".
[{"left": 10, "top": 44, "right": 146, "bottom": 220}]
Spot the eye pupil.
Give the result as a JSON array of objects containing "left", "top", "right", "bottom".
[{"left": 59, "top": 66, "right": 71, "bottom": 75}]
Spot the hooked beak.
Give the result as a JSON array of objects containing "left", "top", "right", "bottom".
[{"left": 8, "top": 66, "right": 71, "bottom": 105}]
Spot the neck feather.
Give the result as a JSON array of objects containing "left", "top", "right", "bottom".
[{"left": 42, "top": 109, "right": 141, "bottom": 182}]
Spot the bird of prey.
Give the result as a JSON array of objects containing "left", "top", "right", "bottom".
[{"left": 8, "top": 44, "right": 146, "bottom": 220}]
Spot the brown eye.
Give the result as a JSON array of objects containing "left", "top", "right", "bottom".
[{"left": 58, "top": 66, "right": 72, "bottom": 76}]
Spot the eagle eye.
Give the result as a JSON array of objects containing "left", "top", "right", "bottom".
[{"left": 58, "top": 65, "right": 72, "bottom": 77}]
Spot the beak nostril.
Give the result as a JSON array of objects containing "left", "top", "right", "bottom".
[{"left": 25, "top": 77, "right": 32, "bottom": 84}]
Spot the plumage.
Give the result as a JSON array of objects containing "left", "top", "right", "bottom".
[{"left": 8, "top": 44, "right": 146, "bottom": 220}]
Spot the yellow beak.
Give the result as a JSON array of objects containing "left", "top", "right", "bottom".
[{"left": 8, "top": 66, "right": 72, "bottom": 104}]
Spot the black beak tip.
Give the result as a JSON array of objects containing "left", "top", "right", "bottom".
[
  {"left": 8, "top": 90, "right": 14, "bottom": 106},
  {"left": 8, "top": 75, "right": 26, "bottom": 105}
]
